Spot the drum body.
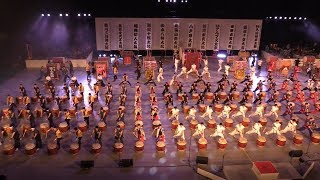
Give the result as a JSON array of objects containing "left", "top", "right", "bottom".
[
  {"left": 311, "top": 133, "right": 320, "bottom": 144},
  {"left": 242, "top": 118, "right": 250, "bottom": 127},
  {"left": 119, "top": 106, "right": 126, "bottom": 114},
  {"left": 135, "top": 141, "right": 144, "bottom": 151},
  {"left": 171, "top": 120, "right": 179, "bottom": 130},
  {"left": 34, "top": 108, "right": 43, "bottom": 118},
  {"left": 199, "top": 104, "right": 206, "bottom": 113},
  {"left": 117, "top": 121, "right": 125, "bottom": 130},
  {"left": 3, "top": 143, "right": 15, "bottom": 155},
  {"left": 86, "top": 107, "right": 93, "bottom": 115},
  {"left": 217, "top": 138, "right": 227, "bottom": 149},
  {"left": 77, "top": 95, "right": 83, "bottom": 102},
  {"left": 156, "top": 141, "right": 166, "bottom": 151},
  {"left": 93, "top": 95, "right": 98, "bottom": 102},
  {"left": 238, "top": 137, "right": 248, "bottom": 148},
  {"left": 47, "top": 143, "right": 58, "bottom": 155},
  {"left": 177, "top": 139, "right": 187, "bottom": 151},
  {"left": 114, "top": 142, "right": 124, "bottom": 152},
  {"left": 23, "top": 124, "right": 31, "bottom": 132},
  {"left": 257, "top": 136, "right": 266, "bottom": 147},
  {"left": 192, "top": 93, "right": 199, "bottom": 101},
  {"left": 46, "top": 96, "right": 53, "bottom": 103},
  {"left": 224, "top": 118, "right": 233, "bottom": 128},
  {"left": 25, "top": 143, "right": 36, "bottom": 155},
  {"left": 59, "top": 122, "right": 68, "bottom": 133},
  {"left": 69, "top": 107, "right": 76, "bottom": 118},
  {"left": 261, "top": 92, "right": 267, "bottom": 100},
  {"left": 32, "top": 96, "right": 38, "bottom": 103},
  {"left": 245, "top": 103, "right": 252, "bottom": 111},
  {"left": 214, "top": 104, "right": 223, "bottom": 113},
  {"left": 40, "top": 123, "right": 49, "bottom": 133},
  {"left": 98, "top": 121, "right": 106, "bottom": 131},
  {"left": 197, "top": 138, "right": 207, "bottom": 150},
  {"left": 207, "top": 119, "right": 216, "bottom": 129},
  {"left": 276, "top": 135, "right": 286, "bottom": 146},
  {"left": 260, "top": 117, "right": 267, "bottom": 126},
  {"left": 91, "top": 143, "right": 102, "bottom": 154},
  {"left": 21, "top": 109, "right": 27, "bottom": 118},
  {"left": 70, "top": 143, "right": 80, "bottom": 154},
  {"left": 149, "top": 93, "right": 156, "bottom": 101},
  {"left": 78, "top": 122, "right": 87, "bottom": 132},
  {"left": 293, "top": 134, "right": 303, "bottom": 145},
  {"left": 206, "top": 92, "right": 214, "bottom": 101},
  {"left": 52, "top": 108, "right": 59, "bottom": 117},
  {"left": 178, "top": 93, "right": 184, "bottom": 101},
  {"left": 62, "top": 95, "right": 68, "bottom": 103},
  {"left": 232, "top": 91, "right": 240, "bottom": 100},
  {"left": 230, "top": 104, "right": 237, "bottom": 112},
  {"left": 18, "top": 96, "right": 24, "bottom": 104},
  {"left": 167, "top": 106, "right": 173, "bottom": 114},
  {"left": 183, "top": 105, "right": 190, "bottom": 114},
  {"left": 190, "top": 119, "right": 198, "bottom": 130},
  {"left": 103, "top": 106, "right": 109, "bottom": 115},
  {"left": 248, "top": 91, "right": 254, "bottom": 100},
  {"left": 152, "top": 120, "right": 161, "bottom": 129},
  {"left": 219, "top": 92, "right": 227, "bottom": 100}
]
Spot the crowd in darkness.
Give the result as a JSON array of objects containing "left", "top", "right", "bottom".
[{"left": 264, "top": 42, "right": 320, "bottom": 58}]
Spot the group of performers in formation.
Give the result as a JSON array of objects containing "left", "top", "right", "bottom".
[{"left": 0, "top": 54, "right": 319, "bottom": 154}]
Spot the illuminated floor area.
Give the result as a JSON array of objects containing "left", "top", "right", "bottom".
[{"left": 0, "top": 57, "right": 319, "bottom": 179}]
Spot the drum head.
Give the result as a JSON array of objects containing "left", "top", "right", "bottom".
[
  {"left": 59, "top": 122, "right": 68, "bottom": 127},
  {"left": 238, "top": 137, "right": 247, "bottom": 143},
  {"left": 258, "top": 136, "right": 266, "bottom": 142},
  {"left": 198, "top": 138, "right": 207, "bottom": 144},
  {"left": 92, "top": 143, "right": 101, "bottom": 149},
  {"left": 218, "top": 138, "right": 227, "bottom": 144},
  {"left": 115, "top": 142, "right": 124, "bottom": 148},
  {"left": 70, "top": 143, "right": 79, "bottom": 149},
  {"left": 157, "top": 141, "right": 165, "bottom": 147},
  {"left": 25, "top": 143, "right": 35, "bottom": 150},
  {"left": 135, "top": 141, "right": 144, "bottom": 147}
]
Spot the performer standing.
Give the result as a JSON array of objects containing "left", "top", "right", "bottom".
[
  {"left": 177, "top": 66, "right": 188, "bottom": 79},
  {"left": 174, "top": 56, "right": 180, "bottom": 73},
  {"left": 92, "top": 126, "right": 103, "bottom": 145},
  {"left": 113, "top": 66, "right": 118, "bottom": 82},
  {"left": 265, "top": 120, "right": 282, "bottom": 135},
  {"left": 246, "top": 121, "right": 263, "bottom": 137},
  {"left": 201, "top": 105, "right": 213, "bottom": 119},
  {"left": 229, "top": 122, "right": 245, "bottom": 138},
  {"left": 173, "top": 123, "right": 186, "bottom": 140},
  {"left": 31, "top": 128, "right": 42, "bottom": 150},
  {"left": 133, "top": 124, "right": 146, "bottom": 142},
  {"left": 186, "top": 106, "right": 197, "bottom": 120},
  {"left": 217, "top": 59, "right": 223, "bottom": 72},
  {"left": 232, "top": 105, "right": 248, "bottom": 118},
  {"left": 218, "top": 105, "right": 231, "bottom": 119},
  {"left": 249, "top": 104, "right": 265, "bottom": 118},
  {"left": 280, "top": 119, "right": 298, "bottom": 134},
  {"left": 210, "top": 123, "right": 226, "bottom": 138},
  {"left": 201, "top": 66, "right": 211, "bottom": 78},
  {"left": 193, "top": 122, "right": 206, "bottom": 138},
  {"left": 187, "top": 64, "right": 199, "bottom": 76},
  {"left": 265, "top": 103, "right": 280, "bottom": 118},
  {"left": 157, "top": 66, "right": 164, "bottom": 83},
  {"left": 114, "top": 125, "right": 124, "bottom": 143},
  {"left": 169, "top": 106, "right": 180, "bottom": 121},
  {"left": 144, "top": 74, "right": 157, "bottom": 86}
]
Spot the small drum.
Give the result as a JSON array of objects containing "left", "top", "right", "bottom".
[
  {"left": 156, "top": 141, "right": 166, "bottom": 152},
  {"left": 47, "top": 143, "right": 58, "bottom": 155},
  {"left": 167, "top": 105, "right": 173, "bottom": 114},
  {"left": 293, "top": 134, "right": 304, "bottom": 145},
  {"left": 114, "top": 142, "right": 123, "bottom": 153},
  {"left": 20, "top": 109, "right": 27, "bottom": 118},
  {"left": 164, "top": 93, "right": 170, "bottom": 101},
  {"left": 190, "top": 119, "right": 198, "bottom": 130},
  {"left": 3, "top": 124, "right": 11, "bottom": 134},
  {"left": 98, "top": 121, "right": 106, "bottom": 131},
  {"left": 149, "top": 93, "right": 156, "bottom": 101},
  {"left": 171, "top": 120, "right": 179, "bottom": 130},
  {"left": 135, "top": 141, "right": 144, "bottom": 151},
  {"left": 52, "top": 107, "right": 59, "bottom": 117},
  {"left": 40, "top": 123, "right": 49, "bottom": 133},
  {"left": 77, "top": 94, "right": 83, "bottom": 102},
  {"left": 46, "top": 96, "right": 53, "bottom": 103},
  {"left": 117, "top": 121, "right": 125, "bottom": 130},
  {"left": 219, "top": 92, "right": 227, "bottom": 100},
  {"left": 31, "top": 96, "right": 38, "bottom": 103},
  {"left": 257, "top": 136, "right": 266, "bottom": 147},
  {"left": 206, "top": 92, "right": 214, "bottom": 101},
  {"left": 178, "top": 93, "right": 184, "bottom": 101},
  {"left": 260, "top": 117, "right": 267, "bottom": 126},
  {"left": 311, "top": 132, "right": 320, "bottom": 144},
  {"left": 93, "top": 95, "right": 98, "bottom": 102},
  {"left": 86, "top": 107, "right": 93, "bottom": 115},
  {"left": 197, "top": 138, "right": 208, "bottom": 150},
  {"left": 25, "top": 143, "right": 36, "bottom": 155},
  {"left": 230, "top": 104, "right": 237, "bottom": 112},
  {"left": 78, "top": 121, "right": 87, "bottom": 132},
  {"left": 2, "top": 108, "right": 9, "bottom": 117},
  {"left": 3, "top": 143, "right": 15, "bottom": 155},
  {"left": 183, "top": 105, "right": 190, "bottom": 114},
  {"left": 177, "top": 139, "right": 187, "bottom": 151},
  {"left": 23, "top": 124, "right": 31, "bottom": 132},
  {"left": 17, "top": 96, "right": 23, "bottom": 104},
  {"left": 232, "top": 91, "right": 240, "bottom": 100},
  {"left": 245, "top": 103, "right": 252, "bottom": 111},
  {"left": 192, "top": 93, "right": 199, "bottom": 101},
  {"left": 238, "top": 137, "right": 248, "bottom": 148},
  {"left": 199, "top": 104, "right": 206, "bottom": 113},
  {"left": 241, "top": 118, "right": 250, "bottom": 127},
  {"left": 217, "top": 138, "right": 227, "bottom": 150},
  {"left": 34, "top": 108, "right": 43, "bottom": 118},
  {"left": 261, "top": 92, "right": 267, "bottom": 100},
  {"left": 61, "top": 95, "right": 68, "bottom": 103},
  {"left": 207, "top": 119, "right": 217, "bottom": 129},
  {"left": 152, "top": 120, "right": 161, "bottom": 129},
  {"left": 91, "top": 143, "right": 102, "bottom": 154},
  {"left": 119, "top": 106, "right": 126, "bottom": 113},
  {"left": 59, "top": 122, "right": 68, "bottom": 133},
  {"left": 69, "top": 107, "right": 76, "bottom": 118},
  {"left": 214, "top": 104, "right": 223, "bottom": 113},
  {"left": 70, "top": 143, "right": 80, "bottom": 155},
  {"left": 224, "top": 118, "right": 233, "bottom": 128},
  {"left": 134, "top": 120, "right": 143, "bottom": 127},
  {"left": 248, "top": 91, "right": 254, "bottom": 100},
  {"left": 276, "top": 135, "right": 286, "bottom": 147},
  {"left": 103, "top": 106, "right": 109, "bottom": 115}
]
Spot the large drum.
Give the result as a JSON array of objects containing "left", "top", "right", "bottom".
[
  {"left": 61, "top": 95, "right": 68, "bottom": 103},
  {"left": 293, "top": 134, "right": 304, "bottom": 145},
  {"left": 224, "top": 118, "right": 233, "bottom": 128},
  {"left": 59, "top": 122, "right": 68, "bottom": 133},
  {"left": 197, "top": 138, "right": 207, "bottom": 150},
  {"left": 245, "top": 103, "right": 252, "bottom": 111},
  {"left": 183, "top": 105, "right": 190, "bottom": 114},
  {"left": 164, "top": 93, "right": 170, "bottom": 101},
  {"left": 152, "top": 120, "right": 161, "bottom": 129},
  {"left": 178, "top": 93, "right": 184, "bottom": 101},
  {"left": 31, "top": 96, "right": 38, "bottom": 103},
  {"left": 34, "top": 108, "right": 43, "bottom": 118},
  {"left": 114, "top": 142, "right": 124, "bottom": 152},
  {"left": 117, "top": 121, "right": 125, "bottom": 130},
  {"left": 91, "top": 143, "right": 102, "bottom": 154},
  {"left": 3, "top": 143, "right": 15, "bottom": 155},
  {"left": 93, "top": 95, "right": 98, "bottom": 102},
  {"left": 206, "top": 92, "right": 214, "bottom": 101},
  {"left": 214, "top": 104, "right": 223, "bottom": 113},
  {"left": 70, "top": 143, "right": 80, "bottom": 155},
  {"left": 207, "top": 119, "right": 216, "bottom": 129},
  {"left": 86, "top": 107, "right": 93, "bottom": 115},
  {"left": 25, "top": 143, "right": 36, "bottom": 155},
  {"left": 232, "top": 91, "right": 240, "bottom": 100},
  {"left": 230, "top": 104, "right": 237, "bottom": 112},
  {"left": 190, "top": 119, "right": 198, "bottom": 130},
  {"left": 20, "top": 109, "right": 27, "bottom": 118},
  {"left": 288, "top": 102, "right": 295, "bottom": 108},
  {"left": 217, "top": 138, "right": 227, "bottom": 150},
  {"left": 199, "top": 104, "right": 206, "bottom": 113},
  {"left": 311, "top": 132, "right": 320, "bottom": 144},
  {"left": 47, "top": 143, "right": 58, "bottom": 155},
  {"left": 276, "top": 135, "right": 286, "bottom": 147},
  {"left": 119, "top": 106, "right": 126, "bottom": 113},
  {"left": 241, "top": 118, "right": 250, "bottom": 127},
  {"left": 219, "top": 92, "right": 227, "bottom": 100},
  {"left": 98, "top": 121, "right": 106, "bottom": 131},
  {"left": 167, "top": 105, "right": 173, "bottom": 114},
  {"left": 52, "top": 107, "right": 59, "bottom": 117},
  {"left": 261, "top": 92, "right": 267, "bottom": 100},
  {"left": 78, "top": 121, "right": 87, "bottom": 132},
  {"left": 238, "top": 137, "right": 248, "bottom": 148},
  {"left": 260, "top": 117, "right": 267, "bottom": 126},
  {"left": 135, "top": 141, "right": 144, "bottom": 152},
  {"left": 17, "top": 96, "right": 24, "bottom": 104},
  {"left": 23, "top": 124, "right": 31, "bottom": 132},
  {"left": 156, "top": 141, "right": 166, "bottom": 152},
  {"left": 257, "top": 136, "right": 266, "bottom": 147},
  {"left": 177, "top": 139, "right": 187, "bottom": 151},
  {"left": 77, "top": 94, "right": 83, "bottom": 102},
  {"left": 46, "top": 96, "right": 53, "bottom": 103},
  {"left": 69, "top": 107, "right": 76, "bottom": 118},
  {"left": 40, "top": 123, "right": 49, "bottom": 133},
  {"left": 171, "top": 120, "right": 179, "bottom": 130}
]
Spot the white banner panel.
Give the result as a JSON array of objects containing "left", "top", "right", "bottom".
[
  {"left": 187, "top": 23, "right": 194, "bottom": 48},
  {"left": 213, "top": 24, "right": 221, "bottom": 51},
  {"left": 103, "top": 22, "right": 110, "bottom": 51},
  {"left": 200, "top": 24, "right": 208, "bottom": 50},
  {"left": 146, "top": 23, "right": 152, "bottom": 50},
  {"left": 160, "top": 23, "right": 166, "bottom": 49},
  {"left": 240, "top": 24, "right": 248, "bottom": 51},
  {"left": 253, "top": 24, "right": 261, "bottom": 50},
  {"left": 227, "top": 24, "right": 235, "bottom": 50},
  {"left": 118, "top": 23, "right": 123, "bottom": 50},
  {"left": 173, "top": 23, "right": 180, "bottom": 50},
  {"left": 133, "top": 23, "right": 139, "bottom": 50}
]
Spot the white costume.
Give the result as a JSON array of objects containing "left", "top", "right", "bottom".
[
  {"left": 203, "top": 58, "right": 208, "bottom": 67},
  {"left": 174, "top": 58, "right": 180, "bottom": 73},
  {"left": 201, "top": 106, "right": 213, "bottom": 119},
  {"left": 265, "top": 121, "right": 282, "bottom": 135},
  {"left": 218, "top": 59, "right": 223, "bottom": 72},
  {"left": 192, "top": 123, "right": 206, "bottom": 138},
  {"left": 257, "top": 59, "right": 263, "bottom": 67},
  {"left": 249, "top": 105, "right": 264, "bottom": 118},
  {"left": 229, "top": 123, "right": 245, "bottom": 137},
  {"left": 187, "top": 64, "right": 199, "bottom": 76},
  {"left": 169, "top": 107, "right": 180, "bottom": 121},
  {"left": 280, "top": 120, "right": 297, "bottom": 134},
  {"left": 265, "top": 105, "right": 279, "bottom": 118},
  {"left": 201, "top": 66, "right": 211, "bottom": 78},
  {"left": 218, "top": 105, "right": 231, "bottom": 119},
  {"left": 246, "top": 122, "right": 263, "bottom": 136},
  {"left": 210, "top": 124, "right": 226, "bottom": 138},
  {"left": 232, "top": 105, "right": 247, "bottom": 118},
  {"left": 250, "top": 66, "right": 256, "bottom": 77},
  {"left": 177, "top": 66, "right": 188, "bottom": 78},
  {"left": 224, "top": 65, "right": 230, "bottom": 76},
  {"left": 173, "top": 124, "right": 186, "bottom": 140},
  {"left": 306, "top": 79, "right": 314, "bottom": 90},
  {"left": 169, "top": 74, "right": 177, "bottom": 86},
  {"left": 157, "top": 67, "right": 164, "bottom": 82},
  {"left": 186, "top": 107, "right": 197, "bottom": 120}
]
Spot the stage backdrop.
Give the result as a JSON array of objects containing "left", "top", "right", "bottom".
[{"left": 95, "top": 18, "right": 263, "bottom": 51}]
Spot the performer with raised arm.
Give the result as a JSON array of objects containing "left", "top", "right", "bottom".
[
  {"left": 246, "top": 121, "right": 263, "bottom": 137},
  {"left": 210, "top": 123, "right": 226, "bottom": 138}
]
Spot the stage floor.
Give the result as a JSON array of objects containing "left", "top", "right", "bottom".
[{"left": 0, "top": 57, "right": 319, "bottom": 180}]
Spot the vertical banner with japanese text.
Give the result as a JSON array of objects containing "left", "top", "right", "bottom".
[
  {"left": 213, "top": 24, "right": 221, "bottom": 51},
  {"left": 200, "top": 24, "right": 208, "bottom": 50},
  {"left": 133, "top": 23, "right": 139, "bottom": 50},
  {"left": 103, "top": 22, "right": 110, "bottom": 51},
  {"left": 240, "top": 24, "right": 248, "bottom": 51},
  {"left": 253, "top": 24, "right": 261, "bottom": 50},
  {"left": 227, "top": 24, "right": 235, "bottom": 50},
  {"left": 160, "top": 23, "right": 166, "bottom": 49},
  {"left": 187, "top": 23, "right": 194, "bottom": 48},
  {"left": 118, "top": 23, "right": 123, "bottom": 50},
  {"left": 173, "top": 23, "right": 180, "bottom": 50},
  {"left": 146, "top": 23, "right": 152, "bottom": 50}
]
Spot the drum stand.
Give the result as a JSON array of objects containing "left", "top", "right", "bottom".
[
  {"left": 305, "top": 136, "right": 312, "bottom": 158},
  {"left": 216, "top": 153, "right": 226, "bottom": 172}
]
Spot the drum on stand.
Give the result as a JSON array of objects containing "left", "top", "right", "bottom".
[
  {"left": 52, "top": 107, "right": 59, "bottom": 117},
  {"left": 248, "top": 91, "right": 254, "bottom": 101},
  {"left": 31, "top": 96, "right": 38, "bottom": 103},
  {"left": 183, "top": 105, "right": 190, "bottom": 114},
  {"left": 93, "top": 95, "right": 98, "bottom": 102},
  {"left": 40, "top": 123, "right": 49, "bottom": 133},
  {"left": 61, "top": 95, "right": 68, "bottom": 103},
  {"left": 91, "top": 143, "right": 102, "bottom": 154},
  {"left": 17, "top": 96, "right": 23, "bottom": 104},
  {"left": 238, "top": 137, "right": 248, "bottom": 148},
  {"left": 69, "top": 107, "right": 76, "bottom": 118},
  {"left": 20, "top": 109, "right": 27, "bottom": 118},
  {"left": 59, "top": 122, "right": 68, "bottom": 133},
  {"left": 167, "top": 105, "right": 173, "bottom": 114},
  {"left": 78, "top": 121, "right": 87, "bottom": 132},
  {"left": 311, "top": 132, "right": 320, "bottom": 144},
  {"left": 3, "top": 143, "right": 15, "bottom": 155},
  {"left": 177, "top": 139, "right": 187, "bottom": 151},
  {"left": 293, "top": 133, "right": 303, "bottom": 145},
  {"left": 257, "top": 136, "right": 266, "bottom": 147},
  {"left": 34, "top": 108, "right": 43, "bottom": 118},
  {"left": 241, "top": 118, "right": 250, "bottom": 127},
  {"left": 207, "top": 119, "right": 216, "bottom": 129},
  {"left": 276, "top": 135, "right": 286, "bottom": 147},
  {"left": 189, "top": 119, "right": 198, "bottom": 130},
  {"left": 117, "top": 121, "right": 125, "bottom": 130},
  {"left": 69, "top": 143, "right": 80, "bottom": 155},
  {"left": 217, "top": 138, "right": 227, "bottom": 150},
  {"left": 25, "top": 143, "right": 36, "bottom": 155},
  {"left": 98, "top": 121, "right": 106, "bottom": 131},
  {"left": 77, "top": 94, "right": 83, "bottom": 102},
  {"left": 135, "top": 141, "right": 144, "bottom": 152},
  {"left": 178, "top": 93, "right": 184, "bottom": 101},
  {"left": 23, "top": 124, "right": 31, "bottom": 133},
  {"left": 149, "top": 93, "right": 156, "bottom": 101},
  {"left": 103, "top": 106, "right": 109, "bottom": 115},
  {"left": 197, "top": 138, "right": 207, "bottom": 150},
  {"left": 171, "top": 120, "right": 179, "bottom": 130},
  {"left": 245, "top": 103, "right": 252, "bottom": 111},
  {"left": 156, "top": 141, "right": 166, "bottom": 152},
  {"left": 230, "top": 104, "right": 237, "bottom": 112},
  {"left": 119, "top": 106, "right": 126, "bottom": 114},
  {"left": 192, "top": 93, "right": 199, "bottom": 101},
  {"left": 214, "top": 104, "right": 223, "bottom": 113},
  {"left": 232, "top": 91, "right": 240, "bottom": 100},
  {"left": 206, "top": 92, "right": 214, "bottom": 102},
  {"left": 152, "top": 120, "right": 161, "bottom": 129},
  {"left": 46, "top": 96, "right": 53, "bottom": 103},
  {"left": 224, "top": 118, "right": 233, "bottom": 128},
  {"left": 260, "top": 117, "right": 267, "bottom": 126},
  {"left": 134, "top": 120, "right": 143, "bottom": 127},
  {"left": 47, "top": 143, "right": 58, "bottom": 155},
  {"left": 114, "top": 142, "right": 124, "bottom": 153},
  {"left": 86, "top": 107, "right": 93, "bottom": 115},
  {"left": 261, "top": 92, "right": 267, "bottom": 100},
  {"left": 219, "top": 92, "right": 227, "bottom": 100},
  {"left": 199, "top": 104, "right": 206, "bottom": 113}
]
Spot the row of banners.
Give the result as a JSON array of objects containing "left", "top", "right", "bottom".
[{"left": 103, "top": 22, "right": 260, "bottom": 51}]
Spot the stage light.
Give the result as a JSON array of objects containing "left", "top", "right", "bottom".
[
  {"left": 173, "top": 0, "right": 176, "bottom": 2},
  {"left": 274, "top": 16, "right": 277, "bottom": 19},
  {"left": 166, "top": 0, "right": 168, "bottom": 2},
  {"left": 294, "top": 17, "right": 297, "bottom": 19},
  {"left": 158, "top": 0, "right": 160, "bottom": 2},
  {"left": 99, "top": 54, "right": 102, "bottom": 57},
  {"left": 289, "top": 17, "right": 291, "bottom": 19},
  {"left": 269, "top": 17, "right": 272, "bottom": 19},
  {"left": 279, "top": 16, "right": 282, "bottom": 19},
  {"left": 304, "top": 17, "right": 307, "bottom": 20},
  {"left": 65, "top": 14, "right": 68, "bottom": 16},
  {"left": 78, "top": 13, "right": 81, "bottom": 16},
  {"left": 217, "top": 53, "right": 227, "bottom": 58},
  {"left": 59, "top": 14, "right": 63, "bottom": 17},
  {"left": 84, "top": 14, "right": 87, "bottom": 16},
  {"left": 88, "top": 14, "right": 91, "bottom": 16},
  {"left": 103, "top": 54, "right": 106, "bottom": 57},
  {"left": 284, "top": 17, "right": 287, "bottom": 19},
  {"left": 47, "top": 14, "right": 50, "bottom": 17},
  {"left": 41, "top": 14, "right": 44, "bottom": 16},
  {"left": 299, "top": 17, "right": 302, "bottom": 20}
]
